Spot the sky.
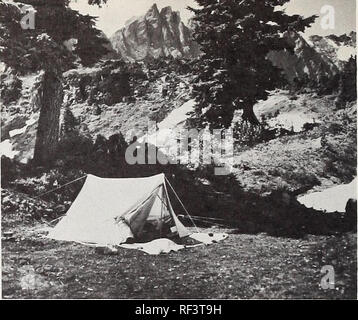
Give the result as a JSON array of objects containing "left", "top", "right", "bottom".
[
  {"left": 283, "top": 0, "right": 356, "bottom": 38},
  {"left": 69, "top": 0, "right": 356, "bottom": 38},
  {"left": 70, "top": 0, "right": 198, "bottom": 37}
]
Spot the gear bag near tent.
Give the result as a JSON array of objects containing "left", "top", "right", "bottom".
[{"left": 47, "top": 173, "right": 195, "bottom": 246}]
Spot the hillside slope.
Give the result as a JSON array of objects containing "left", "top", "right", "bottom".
[
  {"left": 231, "top": 91, "right": 356, "bottom": 195},
  {"left": 0, "top": 61, "right": 193, "bottom": 163}
]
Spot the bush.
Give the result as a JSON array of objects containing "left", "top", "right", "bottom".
[
  {"left": 0, "top": 73, "right": 22, "bottom": 105},
  {"left": 11, "top": 168, "right": 86, "bottom": 205},
  {"left": 1, "top": 156, "right": 23, "bottom": 187},
  {"left": 56, "top": 132, "right": 94, "bottom": 168},
  {"left": 233, "top": 121, "right": 262, "bottom": 147}
]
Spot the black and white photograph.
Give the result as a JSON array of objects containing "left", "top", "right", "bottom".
[{"left": 0, "top": 0, "right": 357, "bottom": 302}]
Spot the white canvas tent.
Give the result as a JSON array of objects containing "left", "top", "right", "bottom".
[{"left": 48, "top": 173, "right": 191, "bottom": 246}]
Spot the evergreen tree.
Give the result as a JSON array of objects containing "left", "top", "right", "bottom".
[
  {"left": 0, "top": 1, "right": 71, "bottom": 74},
  {"left": 1, "top": 0, "right": 111, "bottom": 73},
  {"left": 188, "top": 0, "right": 316, "bottom": 128},
  {"left": 339, "top": 56, "right": 357, "bottom": 104},
  {"left": 88, "top": 0, "right": 108, "bottom": 6},
  {"left": 108, "top": 133, "right": 128, "bottom": 160},
  {"left": 1, "top": 0, "right": 112, "bottom": 164},
  {"left": 16, "top": 0, "right": 110, "bottom": 67},
  {"left": 61, "top": 107, "right": 78, "bottom": 136}
]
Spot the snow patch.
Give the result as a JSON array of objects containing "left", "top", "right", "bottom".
[
  {"left": 0, "top": 62, "right": 5, "bottom": 73},
  {"left": 138, "top": 99, "right": 196, "bottom": 157},
  {"left": 158, "top": 99, "right": 195, "bottom": 129},
  {"left": 0, "top": 139, "right": 19, "bottom": 159},
  {"left": 326, "top": 38, "right": 339, "bottom": 50},
  {"left": 63, "top": 38, "right": 78, "bottom": 52},
  {"left": 9, "top": 114, "right": 38, "bottom": 138},
  {"left": 19, "top": 72, "right": 42, "bottom": 90},
  {"left": 311, "top": 137, "right": 322, "bottom": 149},
  {"left": 142, "top": 99, "right": 196, "bottom": 146},
  {"left": 298, "top": 178, "right": 357, "bottom": 212},
  {"left": 337, "top": 46, "right": 356, "bottom": 61},
  {"left": 63, "top": 66, "right": 101, "bottom": 77},
  {"left": 254, "top": 91, "right": 323, "bottom": 133},
  {"left": 268, "top": 112, "right": 320, "bottom": 132},
  {"left": 9, "top": 127, "right": 27, "bottom": 138}
]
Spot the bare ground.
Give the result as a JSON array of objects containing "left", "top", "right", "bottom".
[{"left": 2, "top": 215, "right": 356, "bottom": 299}]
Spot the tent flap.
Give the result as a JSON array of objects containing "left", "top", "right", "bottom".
[{"left": 124, "top": 190, "right": 158, "bottom": 236}]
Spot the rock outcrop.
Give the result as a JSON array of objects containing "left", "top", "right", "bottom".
[
  {"left": 110, "top": 4, "right": 201, "bottom": 61},
  {"left": 267, "top": 31, "right": 357, "bottom": 85},
  {"left": 267, "top": 31, "right": 340, "bottom": 84},
  {"left": 309, "top": 32, "right": 356, "bottom": 70}
]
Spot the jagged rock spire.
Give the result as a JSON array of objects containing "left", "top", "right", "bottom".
[{"left": 110, "top": 4, "right": 200, "bottom": 61}]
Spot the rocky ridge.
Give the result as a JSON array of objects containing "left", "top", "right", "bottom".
[{"left": 110, "top": 4, "right": 201, "bottom": 61}]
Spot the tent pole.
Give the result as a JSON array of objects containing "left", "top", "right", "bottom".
[
  {"left": 164, "top": 177, "right": 200, "bottom": 234},
  {"left": 163, "top": 181, "right": 177, "bottom": 221},
  {"left": 160, "top": 186, "right": 164, "bottom": 238},
  {"left": 163, "top": 180, "right": 189, "bottom": 235},
  {"left": 164, "top": 178, "right": 211, "bottom": 255}
]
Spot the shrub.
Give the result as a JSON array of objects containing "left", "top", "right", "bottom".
[{"left": 0, "top": 74, "right": 22, "bottom": 105}]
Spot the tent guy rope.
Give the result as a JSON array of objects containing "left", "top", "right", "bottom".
[
  {"left": 178, "top": 215, "right": 228, "bottom": 228},
  {"left": 34, "top": 174, "right": 88, "bottom": 199},
  {"left": 164, "top": 176, "right": 201, "bottom": 234}
]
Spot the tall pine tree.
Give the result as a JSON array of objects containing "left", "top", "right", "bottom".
[
  {"left": 188, "top": 0, "right": 316, "bottom": 128},
  {"left": 1, "top": 0, "right": 112, "bottom": 164}
]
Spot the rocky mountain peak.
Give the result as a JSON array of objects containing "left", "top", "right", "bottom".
[
  {"left": 150, "top": 3, "right": 159, "bottom": 11},
  {"left": 267, "top": 30, "right": 350, "bottom": 84},
  {"left": 110, "top": 4, "right": 201, "bottom": 61},
  {"left": 160, "top": 6, "right": 173, "bottom": 15},
  {"left": 160, "top": 6, "right": 178, "bottom": 20},
  {"left": 308, "top": 31, "right": 356, "bottom": 69},
  {"left": 146, "top": 3, "right": 160, "bottom": 18}
]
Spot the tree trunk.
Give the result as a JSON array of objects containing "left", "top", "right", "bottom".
[
  {"left": 33, "top": 70, "right": 63, "bottom": 165},
  {"left": 242, "top": 104, "right": 260, "bottom": 126}
]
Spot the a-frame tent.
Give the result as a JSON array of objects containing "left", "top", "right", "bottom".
[{"left": 47, "top": 173, "right": 191, "bottom": 246}]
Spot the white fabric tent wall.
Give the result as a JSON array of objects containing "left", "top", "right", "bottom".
[{"left": 48, "top": 173, "right": 190, "bottom": 246}]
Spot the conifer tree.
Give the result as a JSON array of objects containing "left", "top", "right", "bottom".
[
  {"left": 188, "top": 0, "right": 316, "bottom": 128},
  {"left": 1, "top": 0, "right": 110, "bottom": 72},
  {"left": 61, "top": 107, "right": 78, "bottom": 136},
  {"left": 339, "top": 56, "right": 357, "bottom": 104}
]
